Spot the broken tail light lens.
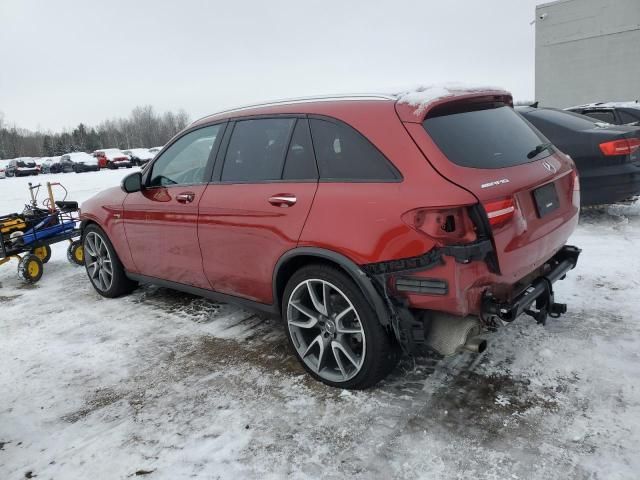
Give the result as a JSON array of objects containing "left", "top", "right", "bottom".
[{"left": 402, "top": 206, "right": 477, "bottom": 245}]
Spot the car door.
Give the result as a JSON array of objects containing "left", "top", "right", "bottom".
[
  {"left": 123, "top": 124, "right": 225, "bottom": 289},
  {"left": 198, "top": 117, "right": 319, "bottom": 304}
]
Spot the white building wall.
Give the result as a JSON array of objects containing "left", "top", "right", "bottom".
[{"left": 535, "top": 0, "right": 640, "bottom": 108}]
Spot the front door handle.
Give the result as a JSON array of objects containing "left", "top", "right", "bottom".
[
  {"left": 268, "top": 194, "right": 297, "bottom": 207},
  {"left": 176, "top": 192, "right": 196, "bottom": 204}
]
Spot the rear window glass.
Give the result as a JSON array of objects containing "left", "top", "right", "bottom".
[
  {"left": 423, "top": 105, "right": 549, "bottom": 169},
  {"left": 528, "top": 109, "right": 602, "bottom": 130}
]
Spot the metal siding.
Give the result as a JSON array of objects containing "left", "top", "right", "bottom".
[{"left": 535, "top": 0, "right": 640, "bottom": 108}]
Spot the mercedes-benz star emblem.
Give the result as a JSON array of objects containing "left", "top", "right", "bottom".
[{"left": 542, "top": 161, "right": 556, "bottom": 173}]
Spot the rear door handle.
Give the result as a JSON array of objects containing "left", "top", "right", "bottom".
[
  {"left": 176, "top": 192, "right": 196, "bottom": 204},
  {"left": 268, "top": 194, "right": 297, "bottom": 207}
]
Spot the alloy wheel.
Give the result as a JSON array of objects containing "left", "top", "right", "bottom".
[
  {"left": 287, "top": 279, "right": 366, "bottom": 383},
  {"left": 84, "top": 232, "right": 114, "bottom": 292}
]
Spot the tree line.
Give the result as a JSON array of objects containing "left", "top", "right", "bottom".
[{"left": 0, "top": 106, "right": 190, "bottom": 160}]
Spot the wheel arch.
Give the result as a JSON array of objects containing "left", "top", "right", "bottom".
[
  {"left": 273, "top": 247, "right": 391, "bottom": 327},
  {"left": 80, "top": 218, "right": 100, "bottom": 236}
]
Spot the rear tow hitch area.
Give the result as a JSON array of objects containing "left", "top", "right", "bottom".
[{"left": 482, "top": 245, "right": 581, "bottom": 326}]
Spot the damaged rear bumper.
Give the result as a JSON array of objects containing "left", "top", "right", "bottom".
[{"left": 481, "top": 245, "right": 581, "bottom": 325}]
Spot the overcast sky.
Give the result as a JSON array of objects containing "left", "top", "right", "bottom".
[{"left": 0, "top": 0, "right": 544, "bottom": 132}]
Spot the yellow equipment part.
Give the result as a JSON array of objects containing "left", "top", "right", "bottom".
[
  {"left": 0, "top": 218, "right": 27, "bottom": 234},
  {"left": 74, "top": 245, "right": 84, "bottom": 263},
  {"left": 27, "top": 258, "right": 41, "bottom": 277}
]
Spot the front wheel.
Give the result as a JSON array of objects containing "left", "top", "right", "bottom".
[
  {"left": 82, "top": 225, "right": 137, "bottom": 297},
  {"left": 283, "top": 264, "right": 399, "bottom": 389}
]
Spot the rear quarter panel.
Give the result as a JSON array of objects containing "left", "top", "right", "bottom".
[{"left": 299, "top": 102, "right": 477, "bottom": 264}]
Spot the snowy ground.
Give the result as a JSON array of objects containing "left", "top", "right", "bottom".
[{"left": 1, "top": 170, "right": 639, "bottom": 479}]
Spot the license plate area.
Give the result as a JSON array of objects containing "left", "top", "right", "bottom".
[{"left": 533, "top": 182, "right": 560, "bottom": 217}]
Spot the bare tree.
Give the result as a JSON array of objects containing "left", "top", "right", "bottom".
[{"left": 0, "top": 106, "right": 191, "bottom": 158}]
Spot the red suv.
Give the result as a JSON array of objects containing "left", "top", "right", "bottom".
[{"left": 80, "top": 89, "right": 581, "bottom": 389}]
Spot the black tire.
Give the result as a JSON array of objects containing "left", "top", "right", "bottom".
[
  {"left": 67, "top": 240, "right": 84, "bottom": 266},
  {"left": 31, "top": 245, "right": 52, "bottom": 264},
  {"left": 18, "top": 254, "right": 44, "bottom": 283},
  {"left": 82, "top": 224, "right": 137, "bottom": 297},
  {"left": 282, "top": 264, "right": 399, "bottom": 390}
]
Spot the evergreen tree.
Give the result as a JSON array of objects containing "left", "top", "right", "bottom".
[
  {"left": 53, "top": 138, "right": 66, "bottom": 156},
  {"left": 42, "top": 135, "right": 54, "bottom": 156}
]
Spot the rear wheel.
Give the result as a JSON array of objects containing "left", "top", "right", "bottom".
[
  {"left": 18, "top": 254, "right": 43, "bottom": 283},
  {"left": 82, "top": 225, "right": 137, "bottom": 297},
  {"left": 283, "top": 264, "right": 398, "bottom": 389},
  {"left": 32, "top": 245, "right": 51, "bottom": 264}
]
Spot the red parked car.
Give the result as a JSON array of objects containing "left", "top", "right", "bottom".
[
  {"left": 93, "top": 148, "right": 133, "bottom": 169},
  {"left": 80, "top": 88, "right": 581, "bottom": 389}
]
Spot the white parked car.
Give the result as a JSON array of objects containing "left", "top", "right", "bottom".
[
  {"left": 0, "top": 160, "right": 7, "bottom": 179},
  {"left": 148, "top": 146, "right": 164, "bottom": 156},
  {"left": 41, "top": 156, "right": 62, "bottom": 174},
  {"left": 122, "top": 148, "right": 154, "bottom": 166},
  {"left": 63, "top": 152, "right": 100, "bottom": 173},
  {"left": 6, "top": 158, "right": 39, "bottom": 177}
]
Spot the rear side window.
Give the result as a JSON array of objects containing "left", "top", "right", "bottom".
[
  {"left": 423, "top": 105, "right": 549, "bottom": 169},
  {"left": 222, "top": 118, "right": 295, "bottom": 182},
  {"left": 619, "top": 110, "right": 640, "bottom": 124},
  {"left": 583, "top": 110, "right": 616, "bottom": 124},
  {"left": 309, "top": 118, "right": 399, "bottom": 181}
]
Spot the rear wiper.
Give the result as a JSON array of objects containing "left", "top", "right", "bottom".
[{"left": 527, "top": 142, "right": 553, "bottom": 159}]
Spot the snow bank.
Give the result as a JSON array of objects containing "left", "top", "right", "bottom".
[{"left": 396, "top": 83, "right": 508, "bottom": 115}]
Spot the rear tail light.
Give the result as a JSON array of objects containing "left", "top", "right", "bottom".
[
  {"left": 483, "top": 197, "right": 515, "bottom": 228},
  {"left": 599, "top": 138, "right": 640, "bottom": 156},
  {"left": 571, "top": 170, "right": 580, "bottom": 208},
  {"left": 401, "top": 206, "right": 477, "bottom": 245}
]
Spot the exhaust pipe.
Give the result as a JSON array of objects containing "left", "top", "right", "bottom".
[
  {"left": 460, "top": 336, "right": 487, "bottom": 353},
  {"left": 421, "top": 312, "right": 488, "bottom": 356}
]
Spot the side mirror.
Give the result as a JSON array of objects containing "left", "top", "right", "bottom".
[{"left": 122, "top": 172, "right": 143, "bottom": 193}]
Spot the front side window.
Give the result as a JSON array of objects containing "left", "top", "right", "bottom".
[
  {"left": 309, "top": 118, "right": 399, "bottom": 181},
  {"left": 221, "top": 118, "right": 295, "bottom": 182},
  {"left": 149, "top": 125, "right": 221, "bottom": 187}
]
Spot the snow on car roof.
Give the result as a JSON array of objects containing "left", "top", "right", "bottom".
[
  {"left": 395, "top": 83, "right": 509, "bottom": 115},
  {"left": 567, "top": 101, "right": 640, "bottom": 110}
]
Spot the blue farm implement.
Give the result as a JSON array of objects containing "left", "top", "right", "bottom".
[{"left": 0, "top": 182, "right": 83, "bottom": 283}]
